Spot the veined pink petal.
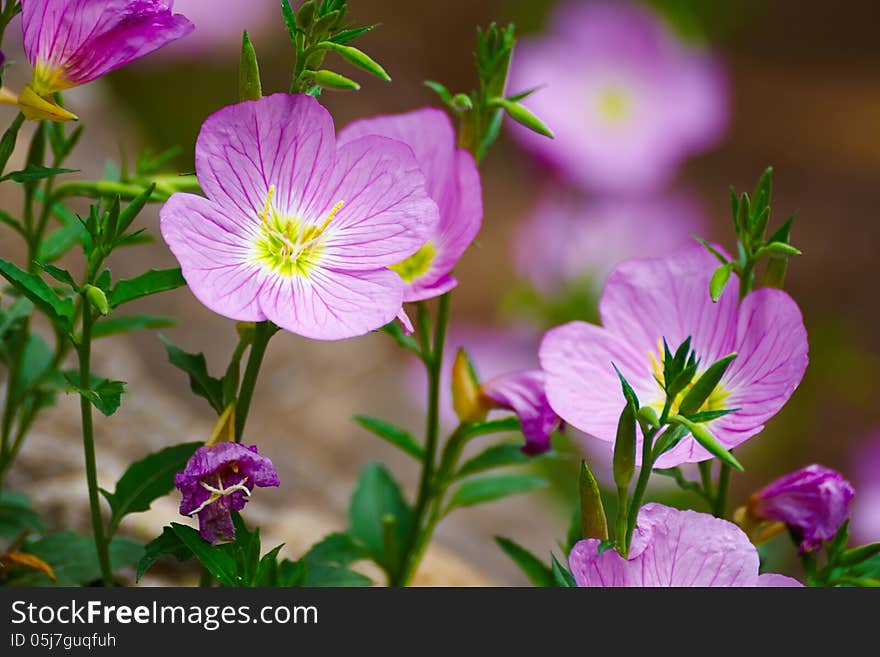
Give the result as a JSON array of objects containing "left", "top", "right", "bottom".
[
  {"left": 320, "top": 135, "right": 439, "bottom": 270},
  {"left": 257, "top": 266, "right": 404, "bottom": 341},
  {"left": 195, "top": 94, "right": 336, "bottom": 225},
  {"left": 23, "top": 0, "right": 193, "bottom": 88},
  {"left": 338, "top": 109, "right": 482, "bottom": 299},
  {"left": 160, "top": 193, "right": 268, "bottom": 322},
  {"left": 569, "top": 504, "right": 799, "bottom": 587}
]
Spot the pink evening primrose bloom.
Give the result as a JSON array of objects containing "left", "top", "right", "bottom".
[
  {"left": 540, "top": 244, "right": 808, "bottom": 468},
  {"left": 160, "top": 94, "right": 439, "bottom": 341},
  {"left": 509, "top": 1, "right": 728, "bottom": 193},
  {"left": 748, "top": 465, "right": 855, "bottom": 554},
  {"left": 175, "top": 442, "right": 279, "bottom": 544},
  {"left": 157, "top": 0, "right": 276, "bottom": 57},
  {"left": 481, "top": 370, "right": 561, "bottom": 455},
  {"left": 21, "top": 0, "right": 193, "bottom": 115},
  {"left": 515, "top": 191, "right": 706, "bottom": 297},
  {"left": 569, "top": 503, "right": 802, "bottom": 587},
  {"left": 338, "top": 108, "right": 482, "bottom": 302}
]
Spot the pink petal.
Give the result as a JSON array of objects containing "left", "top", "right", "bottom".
[
  {"left": 257, "top": 267, "right": 404, "bottom": 341},
  {"left": 160, "top": 193, "right": 268, "bottom": 322},
  {"left": 195, "top": 93, "right": 336, "bottom": 226},
  {"left": 319, "top": 135, "right": 439, "bottom": 270}
]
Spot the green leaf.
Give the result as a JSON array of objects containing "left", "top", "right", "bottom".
[
  {"left": 303, "top": 564, "right": 372, "bottom": 587},
  {"left": 14, "top": 533, "right": 142, "bottom": 586},
  {"left": 330, "top": 24, "right": 377, "bottom": 44},
  {"left": 303, "top": 532, "right": 369, "bottom": 568},
  {"left": 65, "top": 375, "right": 126, "bottom": 416},
  {"left": 612, "top": 363, "right": 640, "bottom": 411},
  {"left": 37, "top": 218, "right": 85, "bottom": 264},
  {"left": 692, "top": 235, "right": 729, "bottom": 265},
  {"left": 446, "top": 474, "right": 548, "bottom": 512},
  {"left": 424, "top": 80, "right": 453, "bottom": 104},
  {"left": 684, "top": 408, "right": 739, "bottom": 423},
  {"left": 114, "top": 184, "right": 156, "bottom": 239},
  {"left": 456, "top": 443, "right": 532, "bottom": 479},
  {"left": 678, "top": 353, "right": 737, "bottom": 416},
  {"left": 136, "top": 526, "right": 193, "bottom": 581},
  {"left": 495, "top": 536, "right": 554, "bottom": 587},
  {"left": 16, "top": 334, "right": 54, "bottom": 395},
  {"left": 551, "top": 553, "right": 576, "bottom": 587},
  {"left": 0, "top": 257, "right": 73, "bottom": 328},
  {"left": 34, "top": 262, "right": 77, "bottom": 289},
  {"left": 461, "top": 416, "right": 520, "bottom": 439},
  {"left": 170, "top": 523, "right": 239, "bottom": 586},
  {"left": 160, "top": 336, "right": 224, "bottom": 414},
  {"left": 348, "top": 463, "right": 411, "bottom": 574},
  {"left": 839, "top": 543, "right": 880, "bottom": 567},
  {"left": 101, "top": 442, "right": 201, "bottom": 533},
  {"left": 669, "top": 415, "right": 743, "bottom": 471},
  {"left": 757, "top": 242, "right": 802, "bottom": 258},
  {"left": 1, "top": 164, "right": 77, "bottom": 183},
  {"left": 93, "top": 314, "right": 175, "bottom": 339},
  {"left": 239, "top": 31, "right": 263, "bottom": 102},
  {"left": 0, "top": 492, "right": 44, "bottom": 539},
  {"left": 354, "top": 415, "right": 424, "bottom": 460},
  {"left": 307, "top": 69, "right": 360, "bottom": 91},
  {"left": 108, "top": 268, "right": 186, "bottom": 308},
  {"left": 318, "top": 41, "right": 390, "bottom": 81}
]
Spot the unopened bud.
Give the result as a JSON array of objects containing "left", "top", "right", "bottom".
[
  {"left": 84, "top": 285, "right": 109, "bottom": 315},
  {"left": 451, "top": 348, "right": 487, "bottom": 423}
]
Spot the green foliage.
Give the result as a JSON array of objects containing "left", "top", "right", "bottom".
[
  {"left": 446, "top": 474, "right": 549, "bottom": 513},
  {"left": 354, "top": 416, "right": 424, "bottom": 460},
  {"left": 108, "top": 268, "right": 185, "bottom": 308},
  {"left": 495, "top": 536, "right": 554, "bottom": 587},
  {"left": 160, "top": 336, "right": 225, "bottom": 414},
  {"left": 0, "top": 492, "right": 44, "bottom": 539}
]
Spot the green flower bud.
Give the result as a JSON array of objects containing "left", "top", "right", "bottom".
[{"left": 84, "top": 285, "right": 109, "bottom": 315}]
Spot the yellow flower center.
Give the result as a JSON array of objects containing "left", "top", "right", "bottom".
[
  {"left": 252, "top": 186, "right": 343, "bottom": 278},
  {"left": 32, "top": 63, "right": 74, "bottom": 96},
  {"left": 390, "top": 241, "right": 436, "bottom": 282},
  {"left": 647, "top": 340, "right": 729, "bottom": 416},
  {"left": 596, "top": 86, "right": 632, "bottom": 124}
]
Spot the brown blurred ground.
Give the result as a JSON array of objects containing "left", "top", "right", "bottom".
[{"left": 2, "top": 0, "right": 880, "bottom": 584}]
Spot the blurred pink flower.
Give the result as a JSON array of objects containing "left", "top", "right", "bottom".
[
  {"left": 339, "top": 108, "right": 483, "bottom": 302},
  {"left": 748, "top": 465, "right": 855, "bottom": 554},
  {"left": 160, "top": 94, "right": 438, "bottom": 340},
  {"left": 851, "top": 435, "right": 880, "bottom": 543},
  {"left": 515, "top": 191, "right": 706, "bottom": 296},
  {"left": 540, "top": 244, "right": 809, "bottom": 467},
  {"left": 569, "top": 503, "right": 801, "bottom": 587},
  {"left": 481, "top": 370, "right": 561, "bottom": 454},
  {"left": 509, "top": 1, "right": 728, "bottom": 193},
  {"left": 156, "top": 0, "right": 277, "bottom": 57}
]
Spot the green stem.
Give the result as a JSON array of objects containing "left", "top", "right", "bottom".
[
  {"left": 624, "top": 427, "right": 656, "bottom": 556},
  {"left": 77, "top": 306, "right": 113, "bottom": 586},
  {"left": 233, "top": 321, "right": 275, "bottom": 442},
  {"left": 396, "top": 292, "right": 452, "bottom": 586},
  {"left": 713, "top": 459, "right": 732, "bottom": 517},
  {"left": 698, "top": 461, "right": 715, "bottom": 501}
]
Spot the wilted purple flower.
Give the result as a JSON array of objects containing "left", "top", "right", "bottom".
[
  {"left": 481, "top": 370, "right": 561, "bottom": 455},
  {"left": 515, "top": 191, "right": 706, "bottom": 296},
  {"left": 339, "top": 108, "right": 482, "bottom": 302},
  {"left": 540, "top": 244, "right": 809, "bottom": 468},
  {"left": 509, "top": 1, "right": 728, "bottom": 193},
  {"left": 569, "top": 503, "right": 801, "bottom": 587},
  {"left": 852, "top": 435, "right": 880, "bottom": 543},
  {"left": 160, "top": 94, "right": 438, "bottom": 340},
  {"left": 175, "top": 442, "right": 279, "bottom": 544},
  {"left": 20, "top": 0, "right": 193, "bottom": 119},
  {"left": 748, "top": 465, "right": 855, "bottom": 553}
]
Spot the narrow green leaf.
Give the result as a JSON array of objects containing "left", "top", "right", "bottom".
[
  {"left": 495, "top": 536, "right": 554, "bottom": 587},
  {"left": 114, "top": 183, "right": 155, "bottom": 238},
  {"left": 330, "top": 24, "right": 378, "bottom": 44},
  {"left": 424, "top": 80, "right": 453, "bottom": 104},
  {"left": 34, "top": 262, "right": 76, "bottom": 289},
  {"left": 839, "top": 543, "right": 880, "bottom": 567},
  {"left": 93, "top": 314, "right": 175, "bottom": 339},
  {"left": 0, "top": 258, "right": 74, "bottom": 327},
  {"left": 551, "top": 554, "right": 576, "bottom": 587},
  {"left": 612, "top": 363, "right": 640, "bottom": 411},
  {"left": 160, "top": 336, "right": 224, "bottom": 413},
  {"left": 669, "top": 414, "right": 743, "bottom": 471},
  {"left": 678, "top": 353, "right": 737, "bottom": 416},
  {"left": 692, "top": 235, "right": 729, "bottom": 265},
  {"left": 456, "top": 443, "right": 532, "bottom": 479},
  {"left": 1, "top": 164, "right": 77, "bottom": 183},
  {"left": 108, "top": 268, "right": 185, "bottom": 308},
  {"left": 354, "top": 415, "right": 424, "bottom": 460},
  {"left": 446, "top": 474, "right": 548, "bottom": 512},
  {"left": 37, "top": 220, "right": 85, "bottom": 263}
]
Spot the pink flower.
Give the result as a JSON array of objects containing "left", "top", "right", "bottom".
[
  {"left": 749, "top": 465, "right": 855, "bottom": 553},
  {"left": 21, "top": 0, "right": 193, "bottom": 114},
  {"left": 540, "top": 244, "right": 808, "bottom": 468},
  {"left": 160, "top": 94, "right": 439, "bottom": 340},
  {"left": 157, "top": 0, "right": 276, "bottom": 56},
  {"left": 852, "top": 435, "right": 880, "bottom": 544},
  {"left": 570, "top": 504, "right": 801, "bottom": 586},
  {"left": 481, "top": 370, "right": 561, "bottom": 455},
  {"left": 515, "top": 191, "right": 706, "bottom": 296},
  {"left": 338, "top": 108, "right": 482, "bottom": 301},
  {"left": 509, "top": 1, "right": 728, "bottom": 193}
]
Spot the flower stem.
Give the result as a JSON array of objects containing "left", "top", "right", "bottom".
[
  {"left": 234, "top": 321, "right": 275, "bottom": 442},
  {"left": 624, "top": 427, "right": 656, "bottom": 557},
  {"left": 78, "top": 306, "right": 113, "bottom": 586},
  {"left": 396, "top": 292, "right": 451, "bottom": 585},
  {"left": 713, "top": 458, "right": 732, "bottom": 517}
]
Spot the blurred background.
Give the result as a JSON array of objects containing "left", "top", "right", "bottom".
[{"left": 1, "top": 0, "right": 879, "bottom": 585}]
